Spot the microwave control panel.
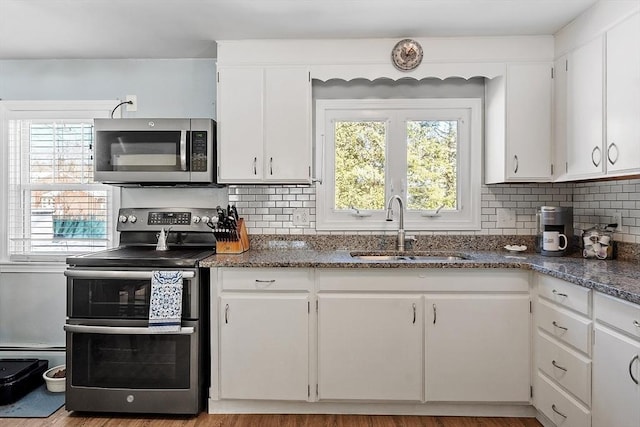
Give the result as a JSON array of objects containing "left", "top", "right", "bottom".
[{"left": 191, "top": 131, "right": 208, "bottom": 172}]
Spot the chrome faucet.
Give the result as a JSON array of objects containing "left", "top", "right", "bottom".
[
  {"left": 156, "top": 227, "right": 171, "bottom": 251},
  {"left": 386, "top": 195, "right": 406, "bottom": 251}
]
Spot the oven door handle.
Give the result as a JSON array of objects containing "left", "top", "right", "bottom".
[
  {"left": 64, "top": 270, "right": 195, "bottom": 279},
  {"left": 64, "top": 324, "right": 195, "bottom": 335}
]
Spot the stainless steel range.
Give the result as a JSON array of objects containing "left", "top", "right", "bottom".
[{"left": 64, "top": 207, "right": 217, "bottom": 414}]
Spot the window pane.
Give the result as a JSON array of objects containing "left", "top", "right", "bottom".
[
  {"left": 28, "top": 190, "right": 109, "bottom": 253},
  {"left": 406, "top": 120, "right": 458, "bottom": 210},
  {"left": 334, "top": 121, "right": 386, "bottom": 210},
  {"left": 30, "top": 123, "right": 94, "bottom": 184}
]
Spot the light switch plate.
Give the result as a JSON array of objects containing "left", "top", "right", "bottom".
[{"left": 496, "top": 208, "right": 516, "bottom": 228}]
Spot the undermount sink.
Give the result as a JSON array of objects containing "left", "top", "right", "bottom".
[{"left": 350, "top": 252, "right": 469, "bottom": 262}]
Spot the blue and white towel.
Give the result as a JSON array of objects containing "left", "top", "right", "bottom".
[{"left": 149, "top": 270, "right": 183, "bottom": 332}]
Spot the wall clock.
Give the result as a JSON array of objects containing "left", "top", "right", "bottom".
[{"left": 391, "top": 39, "right": 423, "bottom": 71}]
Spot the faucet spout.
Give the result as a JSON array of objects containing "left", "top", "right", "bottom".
[{"left": 386, "top": 195, "right": 405, "bottom": 251}]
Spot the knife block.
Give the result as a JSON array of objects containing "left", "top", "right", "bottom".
[{"left": 215, "top": 218, "right": 250, "bottom": 254}]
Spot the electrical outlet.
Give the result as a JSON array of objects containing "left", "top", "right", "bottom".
[
  {"left": 125, "top": 95, "right": 137, "bottom": 112},
  {"left": 292, "top": 208, "right": 310, "bottom": 226},
  {"left": 612, "top": 211, "right": 622, "bottom": 230}
]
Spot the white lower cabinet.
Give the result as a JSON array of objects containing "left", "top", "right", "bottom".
[
  {"left": 219, "top": 294, "right": 310, "bottom": 400},
  {"left": 534, "top": 274, "right": 593, "bottom": 426},
  {"left": 216, "top": 268, "right": 313, "bottom": 401},
  {"left": 592, "top": 292, "right": 640, "bottom": 427},
  {"left": 425, "top": 295, "right": 531, "bottom": 402},
  {"left": 317, "top": 294, "right": 423, "bottom": 401}
]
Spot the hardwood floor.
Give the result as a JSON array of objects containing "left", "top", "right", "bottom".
[{"left": 0, "top": 409, "right": 543, "bottom": 427}]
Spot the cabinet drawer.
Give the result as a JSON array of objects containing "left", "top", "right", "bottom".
[
  {"left": 537, "top": 298, "right": 592, "bottom": 354},
  {"left": 594, "top": 292, "right": 640, "bottom": 339},
  {"left": 219, "top": 268, "right": 313, "bottom": 291},
  {"left": 538, "top": 275, "right": 591, "bottom": 316},
  {"left": 536, "top": 373, "right": 591, "bottom": 427},
  {"left": 537, "top": 331, "right": 591, "bottom": 406}
]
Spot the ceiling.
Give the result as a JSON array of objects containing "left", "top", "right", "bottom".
[{"left": 0, "top": 0, "right": 603, "bottom": 59}]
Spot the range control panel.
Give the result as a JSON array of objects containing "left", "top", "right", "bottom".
[
  {"left": 148, "top": 211, "right": 191, "bottom": 226},
  {"left": 117, "top": 208, "right": 217, "bottom": 232}
]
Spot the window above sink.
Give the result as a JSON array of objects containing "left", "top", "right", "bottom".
[{"left": 315, "top": 98, "right": 482, "bottom": 231}]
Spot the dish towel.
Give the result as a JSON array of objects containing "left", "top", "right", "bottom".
[{"left": 149, "top": 270, "right": 183, "bottom": 332}]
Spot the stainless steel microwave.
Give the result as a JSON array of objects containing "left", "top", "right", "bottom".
[{"left": 93, "top": 118, "right": 216, "bottom": 185}]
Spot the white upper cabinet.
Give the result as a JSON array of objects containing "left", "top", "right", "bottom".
[
  {"left": 605, "top": 12, "right": 640, "bottom": 175},
  {"left": 565, "top": 36, "right": 605, "bottom": 180},
  {"left": 559, "top": 10, "right": 640, "bottom": 181},
  {"left": 553, "top": 54, "right": 568, "bottom": 180},
  {"left": 485, "top": 62, "right": 553, "bottom": 184},
  {"left": 217, "top": 66, "right": 312, "bottom": 183}
]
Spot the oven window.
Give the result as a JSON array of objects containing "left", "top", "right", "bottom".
[
  {"left": 71, "top": 333, "right": 191, "bottom": 389},
  {"left": 70, "top": 278, "right": 193, "bottom": 319}
]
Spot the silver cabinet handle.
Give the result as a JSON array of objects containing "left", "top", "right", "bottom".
[
  {"left": 64, "top": 270, "right": 195, "bottom": 279},
  {"left": 552, "top": 321, "right": 568, "bottom": 331},
  {"left": 591, "top": 145, "right": 601, "bottom": 167},
  {"left": 224, "top": 304, "right": 229, "bottom": 324},
  {"left": 253, "top": 157, "right": 257, "bottom": 175},
  {"left": 551, "top": 404, "right": 567, "bottom": 419},
  {"left": 607, "top": 142, "right": 619, "bottom": 165},
  {"left": 255, "top": 279, "right": 276, "bottom": 283},
  {"left": 64, "top": 324, "right": 194, "bottom": 335},
  {"left": 412, "top": 303, "right": 416, "bottom": 324},
  {"left": 513, "top": 155, "right": 519, "bottom": 174},
  {"left": 179, "top": 130, "right": 187, "bottom": 171},
  {"left": 629, "top": 354, "right": 639, "bottom": 385},
  {"left": 634, "top": 320, "right": 640, "bottom": 328},
  {"left": 432, "top": 304, "right": 437, "bottom": 325},
  {"left": 270, "top": 157, "right": 273, "bottom": 175},
  {"left": 552, "top": 360, "right": 568, "bottom": 372},
  {"left": 552, "top": 289, "right": 568, "bottom": 297}
]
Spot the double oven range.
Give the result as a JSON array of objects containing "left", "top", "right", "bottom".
[{"left": 64, "top": 207, "right": 217, "bottom": 414}]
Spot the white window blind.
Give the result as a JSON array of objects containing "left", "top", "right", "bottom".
[{"left": 4, "top": 101, "right": 117, "bottom": 260}]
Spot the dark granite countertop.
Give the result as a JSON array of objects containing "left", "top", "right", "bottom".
[{"left": 201, "top": 249, "right": 640, "bottom": 305}]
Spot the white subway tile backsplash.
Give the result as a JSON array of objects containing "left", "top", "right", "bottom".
[{"left": 228, "top": 179, "right": 640, "bottom": 241}]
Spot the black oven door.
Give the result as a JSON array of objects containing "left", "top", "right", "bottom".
[
  {"left": 64, "top": 320, "right": 203, "bottom": 414},
  {"left": 65, "top": 269, "right": 199, "bottom": 320}
]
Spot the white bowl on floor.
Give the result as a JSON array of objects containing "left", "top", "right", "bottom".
[{"left": 43, "top": 364, "right": 66, "bottom": 393}]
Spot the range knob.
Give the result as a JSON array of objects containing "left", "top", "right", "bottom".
[
  {"left": 128, "top": 215, "right": 137, "bottom": 223},
  {"left": 192, "top": 216, "right": 201, "bottom": 224},
  {"left": 201, "top": 216, "right": 211, "bottom": 224},
  {"left": 119, "top": 215, "right": 128, "bottom": 223}
]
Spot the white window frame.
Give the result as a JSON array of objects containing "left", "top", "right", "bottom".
[
  {"left": 0, "top": 100, "right": 120, "bottom": 263},
  {"left": 315, "top": 98, "right": 481, "bottom": 231}
]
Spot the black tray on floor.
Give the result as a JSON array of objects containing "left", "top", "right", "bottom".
[{"left": 0, "top": 359, "right": 48, "bottom": 405}]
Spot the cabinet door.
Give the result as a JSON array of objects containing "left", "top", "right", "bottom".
[
  {"left": 425, "top": 295, "right": 530, "bottom": 402},
  {"left": 605, "top": 12, "right": 640, "bottom": 175},
  {"left": 219, "top": 294, "right": 309, "bottom": 400},
  {"left": 264, "top": 67, "right": 311, "bottom": 182},
  {"left": 217, "top": 67, "right": 264, "bottom": 182},
  {"left": 318, "top": 294, "right": 423, "bottom": 401},
  {"left": 506, "top": 63, "right": 552, "bottom": 180},
  {"left": 553, "top": 55, "right": 568, "bottom": 180},
  {"left": 566, "top": 36, "right": 605, "bottom": 179},
  {"left": 592, "top": 326, "right": 640, "bottom": 427}
]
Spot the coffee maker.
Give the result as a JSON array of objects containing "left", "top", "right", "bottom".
[{"left": 536, "top": 206, "right": 574, "bottom": 256}]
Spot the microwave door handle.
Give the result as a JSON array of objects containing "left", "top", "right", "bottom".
[
  {"left": 180, "top": 130, "right": 187, "bottom": 171},
  {"left": 64, "top": 324, "right": 195, "bottom": 335},
  {"left": 64, "top": 270, "right": 195, "bottom": 279}
]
